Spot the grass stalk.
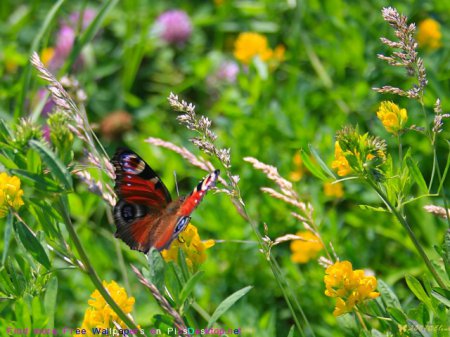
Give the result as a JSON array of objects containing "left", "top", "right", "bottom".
[
  {"left": 57, "top": 196, "right": 146, "bottom": 335},
  {"left": 367, "top": 180, "right": 447, "bottom": 289}
]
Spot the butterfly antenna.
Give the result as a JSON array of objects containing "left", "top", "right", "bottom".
[{"left": 173, "top": 170, "right": 180, "bottom": 196}]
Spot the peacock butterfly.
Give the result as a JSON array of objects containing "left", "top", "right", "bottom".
[{"left": 111, "top": 148, "right": 219, "bottom": 253}]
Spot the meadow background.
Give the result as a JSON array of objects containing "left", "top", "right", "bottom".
[{"left": 0, "top": 0, "right": 449, "bottom": 336}]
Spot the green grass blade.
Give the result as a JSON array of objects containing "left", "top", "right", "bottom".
[
  {"left": 64, "top": 0, "right": 119, "bottom": 72},
  {"left": 179, "top": 270, "right": 204, "bottom": 307},
  {"left": 300, "top": 148, "right": 329, "bottom": 181},
  {"left": 29, "top": 140, "right": 72, "bottom": 190},
  {"left": 207, "top": 285, "right": 252, "bottom": 328},
  {"left": 378, "top": 279, "right": 402, "bottom": 311},
  {"left": 405, "top": 156, "right": 428, "bottom": 195},
  {"left": 405, "top": 275, "right": 434, "bottom": 314},
  {"left": 14, "top": 0, "right": 65, "bottom": 119},
  {"left": 11, "top": 169, "right": 63, "bottom": 193},
  {"left": 2, "top": 213, "right": 14, "bottom": 265},
  {"left": 44, "top": 276, "right": 58, "bottom": 329},
  {"left": 15, "top": 220, "right": 51, "bottom": 270},
  {"left": 437, "top": 141, "right": 450, "bottom": 195},
  {"left": 146, "top": 248, "right": 166, "bottom": 293}
]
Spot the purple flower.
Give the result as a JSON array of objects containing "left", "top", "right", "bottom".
[
  {"left": 37, "top": 89, "right": 55, "bottom": 116},
  {"left": 154, "top": 10, "right": 192, "bottom": 45},
  {"left": 216, "top": 61, "right": 239, "bottom": 83},
  {"left": 55, "top": 24, "right": 75, "bottom": 59},
  {"left": 42, "top": 125, "right": 51, "bottom": 143},
  {"left": 69, "top": 9, "right": 96, "bottom": 30},
  {"left": 49, "top": 24, "right": 76, "bottom": 71}
]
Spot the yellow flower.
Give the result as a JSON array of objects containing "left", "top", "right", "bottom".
[
  {"left": 234, "top": 32, "right": 275, "bottom": 65},
  {"left": 161, "top": 223, "right": 215, "bottom": 270},
  {"left": 289, "top": 152, "right": 304, "bottom": 182},
  {"left": 323, "top": 182, "right": 343, "bottom": 198},
  {"left": 331, "top": 141, "right": 351, "bottom": 177},
  {"left": 272, "top": 44, "right": 286, "bottom": 62},
  {"left": 324, "top": 261, "right": 380, "bottom": 316},
  {"left": 290, "top": 231, "right": 323, "bottom": 264},
  {"left": 78, "top": 281, "right": 135, "bottom": 336},
  {"left": 417, "top": 18, "right": 442, "bottom": 49},
  {"left": 0, "top": 172, "right": 25, "bottom": 218},
  {"left": 41, "top": 47, "right": 55, "bottom": 67},
  {"left": 377, "top": 101, "right": 408, "bottom": 135}
]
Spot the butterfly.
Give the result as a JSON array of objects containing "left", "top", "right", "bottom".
[{"left": 111, "top": 148, "right": 219, "bottom": 253}]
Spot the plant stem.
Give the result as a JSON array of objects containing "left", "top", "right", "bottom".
[
  {"left": 355, "top": 309, "right": 368, "bottom": 331},
  {"left": 232, "top": 196, "right": 314, "bottom": 337},
  {"left": 57, "top": 196, "right": 145, "bottom": 335},
  {"left": 367, "top": 180, "right": 447, "bottom": 289}
]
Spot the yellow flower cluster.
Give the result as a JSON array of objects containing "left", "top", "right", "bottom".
[
  {"left": 324, "top": 261, "right": 380, "bottom": 316},
  {"left": 323, "top": 182, "right": 344, "bottom": 198},
  {"left": 41, "top": 47, "right": 55, "bottom": 67},
  {"left": 290, "top": 231, "right": 323, "bottom": 264},
  {"left": 331, "top": 142, "right": 351, "bottom": 177},
  {"left": 289, "top": 152, "right": 304, "bottom": 182},
  {"left": 417, "top": 18, "right": 442, "bottom": 50},
  {"left": 0, "top": 172, "right": 25, "bottom": 218},
  {"left": 162, "top": 223, "right": 215, "bottom": 269},
  {"left": 376, "top": 101, "right": 408, "bottom": 135},
  {"left": 79, "top": 280, "right": 135, "bottom": 335},
  {"left": 234, "top": 32, "right": 285, "bottom": 65}
]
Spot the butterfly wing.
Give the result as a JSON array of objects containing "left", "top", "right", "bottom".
[
  {"left": 159, "top": 169, "right": 220, "bottom": 250},
  {"left": 112, "top": 147, "right": 219, "bottom": 253},
  {"left": 112, "top": 148, "right": 172, "bottom": 252}
]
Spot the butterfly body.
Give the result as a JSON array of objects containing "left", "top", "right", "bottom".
[{"left": 112, "top": 148, "right": 219, "bottom": 253}]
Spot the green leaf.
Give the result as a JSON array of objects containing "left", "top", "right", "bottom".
[
  {"left": 16, "top": 0, "right": 65, "bottom": 119},
  {"left": 387, "top": 307, "right": 407, "bottom": 325},
  {"left": 0, "top": 153, "right": 19, "bottom": 170},
  {"left": 370, "top": 329, "right": 387, "bottom": 337},
  {"left": 2, "top": 212, "right": 13, "bottom": 265},
  {"left": 309, "top": 145, "right": 337, "bottom": 178},
  {"left": 0, "top": 119, "right": 13, "bottom": 142},
  {"left": 26, "top": 148, "right": 41, "bottom": 173},
  {"left": 437, "top": 141, "right": 450, "bottom": 194},
  {"left": 32, "top": 296, "right": 48, "bottom": 329},
  {"left": 15, "top": 298, "right": 32, "bottom": 330},
  {"left": 407, "top": 319, "right": 431, "bottom": 337},
  {"left": 207, "top": 285, "right": 252, "bottom": 328},
  {"left": 15, "top": 221, "right": 51, "bottom": 270},
  {"left": 405, "top": 275, "right": 434, "bottom": 313},
  {"left": 65, "top": 0, "right": 119, "bottom": 72},
  {"left": 430, "top": 288, "right": 450, "bottom": 308},
  {"left": 44, "top": 276, "right": 58, "bottom": 329},
  {"left": 177, "top": 247, "right": 190, "bottom": 282},
  {"left": 378, "top": 279, "right": 402, "bottom": 310},
  {"left": 443, "top": 229, "right": 450, "bottom": 280},
  {"left": 29, "top": 140, "right": 72, "bottom": 190},
  {"left": 405, "top": 156, "right": 428, "bottom": 195},
  {"left": 10, "top": 169, "right": 63, "bottom": 193},
  {"left": 28, "top": 203, "right": 62, "bottom": 239},
  {"left": 179, "top": 271, "right": 204, "bottom": 307},
  {"left": 358, "top": 205, "right": 388, "bottom": 213},
  {"left": 146, "top": 248, "right": 165, "bottom": 293},
  {"left": 300, "top": 148, "right": 329, "bottom": 181},
  {"left": 0, "top": 267, "right": 16, "bottom": 296},
  {"left": 286, "top": 325, "right": 295, "bottom": 337}
]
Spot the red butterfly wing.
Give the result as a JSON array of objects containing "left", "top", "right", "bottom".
[
  {"left": 112, "top": 148, "right": 171, "bottom": 252},
  {"left": 112, "top": 148, "right": 171, "bottom": 207},
  {"left": 112, "top": 147, "right": 219, "bottom": 253},
  {"left": 178, "top": 169, "right": 220, "bottom": 217},
  {"left": 155, "top": 169, "right": 220, "bottom": 250}
]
